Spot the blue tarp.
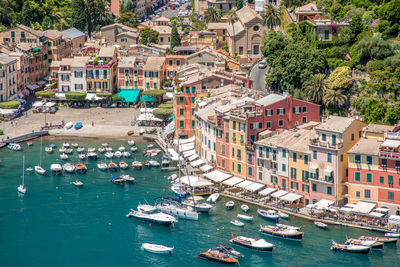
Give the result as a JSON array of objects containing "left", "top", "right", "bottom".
[
  {"left": 141, "top": 95, "right": 157, "bottom": 102},
  {"left": 117, "top": 89, "right": 140, "bottom": 103}
]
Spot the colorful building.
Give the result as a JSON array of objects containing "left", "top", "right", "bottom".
[{"left": 0, "top": 53, "right": 18, "bottom": 102}]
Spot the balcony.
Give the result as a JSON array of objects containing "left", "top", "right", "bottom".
[
  {"left": 309, "top": 138, "right": 343, "bottom": 150},
  {"left": 379, "top": 150, "right": 400, "bottom": 159},
  {"left": 309, "top": 177, "right": 334, "bottom": 184}
]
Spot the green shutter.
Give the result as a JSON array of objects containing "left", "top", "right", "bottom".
[{"left": 355, "top": 172, "right": 361, "bottom": 181}]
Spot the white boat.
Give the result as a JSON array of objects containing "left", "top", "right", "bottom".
[
  {"left": 118, "top": 146, "right": 125, "bottom": 152},
  {"left": 314, "top": 221, "right": 328, "bottom": 229},
  {"left": 207, "top": 193, "right": 220, "bottom": 203},
  {"left": 59, "top": 148, "right": 66, "bottom": 153},
  {"left": 45, "top": 147, "right": 53, "bottom": 153},
  {"left": 147, "top": 144, "right": 154, "bottom": 148},
  {"left": 230, "top": 236, "right": 274, "bottom": 252},
  {"left": 231, "top": 220, "right": 245, "bottom": 227},
  {"left": 114, "top": 151, "right": 122, "bottom": 158},
  {"left": 34, "top": 166, "right": 46, "bottom": 175},
  {"left": 72, "top": 143, "right": 79, "bottom": 148},
  {"left": 62, "top": 142, "right": 70, "bottom": 148},
  {"left": 171, "top": 183, "right": 187, "bottom": 197},
  {"left": 167, "top": 174, "right": 178, "bottom": 181},
  {"left": 241, "top": 204, "right": 249, "bottom": 212},
  {"left": 331, "top": 240, "right": 370, "bottom": 254},
  {"left": 126, "top": 210, "right": 177, "bottom": 225},
  {"left": 63, "top": 163, "right": 75, "bottom": 173},
  {"left": 226, "top": 201, "right": 235, "bottom": 210},
  {"left": 141, "top": 243, "right": 173, "bottom": 254},
  {"left": 72, "top": 181, "right": 83, "bottom": 187},
  {"left": 257, "top": 209, "right": 279, "bottom": 222},
  {"left": 123, "top": 151, "right": 131, "bottom": 158},
  {"left": 183, "top": 196, "right": 213, "bottom": 213},
  {"left": 279, "top": 211, "right": 289, "bottom": 219},
  {"left": 35, "top": 137, "right": 46, "bottom": 175},
  {"left": 9, "top": 143, "right": 22, "bottom": 151},
  {"left": 50, "top": 164, "right": 62, "bottom": 173},
  {"left": 102, "top": 143, "right": 108, "bottom": 147},
  {"left": 25, "top": 167, "right": 33, "bottom": 172},
  {"left": 237, "top": 214, "right": 253, "bottom": 222},
  {"left": 138, "top": 204, "right": 157, "bottom": 214},
  {"left": 131, "top": 146, "right": 138, "bottom": 152},
  {"left": 78, "top": 153, "right": 86, "bottom": 160},
  {"left": 87, "top": 152, "right": 97, "bottom": 159},
  {"left": 18, "top": 156, "right": 27, "bottom": 194},
  {"left": 155, "top": 200, "right": 199, "bottom": 220},
  {"left": 98, "top": 147, "right": 105, "bottom": 153},
  {"left": 150, "top": 160, "right": 160, "bottom": 167},
  {"left": 119, "top": 161, "right": 129, "bottom": 169},
  {"left": 132, "top": 161, "right": 143, "bottom": 169},
  {"left": 97, "top": 162, "right": 108, "bottom": 170},
  {"left": 105, "top": 147, "right": 113, "bottom": 152},
  {"left": 88, "top": 147, "right": 96, "bottom": 153},
  {"left": 276, "top": 223, "right": 301, "bottom": 230},
  {"left": 385, "top": 232, "right": 400, "bottom": 238},
  {"left": 161, "top": 159, "right": 170, "bottom": 166},
  {"left": 121, "top": 175, "right": 135, "bottom": 182},
  {"left": 77, "top": 147, "right": 85, "bottom": 152},
  {"left": 65, "top": 122, "right": 73, "bottom": 129},
  {"left": 128, "top": 140, "right": 135, "bottom": 146},
  {"left": 60, "top": 153, "right": 68, "bottom": 160}
]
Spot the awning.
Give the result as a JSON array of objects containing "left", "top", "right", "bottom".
[
  {"left": 271, "top": 190, "right": 288, "bottom": 198},
  {"left": 140, "top": 108, "right": 156, "bottom": 113},
  {"left": 381, "top": 139, "right": 400, "bottom": 149},
  {"left": 315, "top": 199, "right": 334, "bottom": 209},
  {"left": 167, "top": 148, "right": 183, "bottom": 162},
  {"left": 351, "top": 201, "right": 376, "bottom": 214},
  {"left": 309, "top": 166, "right": 318, "bottom": 173},
  {"left": 32, "top": 101, "right": 44, "bottom": 107},
  {"left": 374, "top": 207, "right": 390, "bottom": 213},
  {"left": 183, "top": 149, "right": 196, "bottom": 158},
  {"left": 200, "top": 164, "right": 213, "bottom": 172},
  {"left": 188, "top": 154, "right": 199, "bottom": 162},
  {"left": 141, "top": 95, "right": 157, "bottom": 102},
  {"left": 339, "top": 207, "right": 353, "bottom": 213},
  {"left": 369, "top": 212, "right": 385, "bottom": 218},
  {"left": 45, "top": 102, "right": 55, "bottom": 107},
  {"left": 324, "top": 169, "right": 333, "bottom": 176},
  {"left": 236, "top": 180, "right": 254, "bottom": 189},
  {"left": 258, "top": 187, "right": 277, "bottom": 196},
  {"left": 345, "top": 203, "right": 356, "bottom": 208},
  {"left": 174, "top": 136, "right": 195, "bottom": 145},
  {"left": 204, "top": 170, "right": 232, "bottom": 183},
  {"left": 180, "top": 176, "right": 212, "bottom": 187},
  {"left": 389, "top": 215, "right": 400, "bottom": 225},
  {"left": 223, "top": 176, "right": 244, "bottom": 186},
  {"left": 280, "top": 192, "right": 303, "bottom": 202},
  {"left": 245, "top": 182, "right": 265, "bottom": 192},
  {"left": 117, "top": 89, "right": 140, "bottom": 103},
  {"left": 0, "top": 108, "right": 18, "bottom": 115},
  {"left": 179, "top": 143, "right": 195, "bottom": 152},
  {"left": 190, "top": 159, "right": 205, "bottom": 167}
]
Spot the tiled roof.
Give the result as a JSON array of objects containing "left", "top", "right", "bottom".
[
  {"left": 0, "top": 53, "right": 16, "bottom": 64},
  {"left": 44, "top": 30, "right": 63, "bottom": 39},
  {"left": 118, "top": 57, "right": 136, "bottom": 68},
  {"left": 156, "top": 16, "right": 170, "bottom": 22},
  {"left": 17, "top": 24, "right": 43, "bottom": 37},
  {"left": 207, "top": 23, "right": 229, "bottom": 30},
  {"left": 255, "top": 94, "right": 285, "bottom": 106},
  {"left": 143, "top": 56, "right": 165, "bottom": 70},
  {"left": 256, "top": 128, "right": 316, "bottom": 152},
  {"left": 348, "top": 138, "right": 382, "bottom": 155},
  {"left": 153, "top": 25, "right": 172, "bottom": 34},
  {"left": 363, "top": 124, "right": 394, "bottom": 134},
  {"left": 71, "top": 56, "right": 90, "bottom": 68},
  {"left": 236, "top": 5, "right": 261, "bottom": 24},
  {"left": 62, "top": 28, "right": 85, "bottom": 39},
  {"left": 315, "top": 115, "right": 356, "bottom": 133},
  {"left": 98, "top": 46, "right": 116, "bottom": 58},
  {"left": 295, "top": 2, "right": 322, "bottom": 14}
]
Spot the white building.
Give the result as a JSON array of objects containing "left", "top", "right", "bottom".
[
  {"left": 70, "top": 57, "right": 89, "bottom": 92},
  {"left": 0, "top": 53, "right": 18, "bottom": 102}
]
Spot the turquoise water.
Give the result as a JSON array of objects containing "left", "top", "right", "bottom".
[{"left": 0, "top": 139, "right": 399, "bottom": 267}]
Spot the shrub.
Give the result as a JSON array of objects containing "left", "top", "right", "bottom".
[
  {"left": 153, "top": 108, "right": 173, "bottom": 119},
  {"left": 96, "top": 92, "right": 112, "bottom": 98},
  {"left": 35, "top": 91, "right": 55, "bottom": 98},
  {"left": 65, "top": 92, "right": 87, "bottom": 101},
  {"left": 0, "top": 101, "right": 20, "bottom": 109},
  {"left": 142, "top": 90, "right": 166, "bottom": 97}
]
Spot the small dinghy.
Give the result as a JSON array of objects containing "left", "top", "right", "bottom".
[
  {"left": 72, "top": 143, "right": 79, "bottom": 148},
  {"left": 121, "top": 174, "right": 135, "bottom": 183},
  {"left": 147, "top": 144, "right": 154, "bottom": 148},
  {"left": 314, "top": 221, "right": 328, "bottom": 229},
  {"left": 237, "top": 214, "right": 253, "bottom": 222},
  {"left": 279, "top": 211, "right": 289, "bottom": 219},
  {"left": 105, "top": 152, "right": 114, "bottom": 158},
  {"left": 62, "top": 142, "right": 70, "bottom": 148},
  {"left": 59, "top": 148, "right": 66, "bottom": 153},
  {"left": 50, "top": 164, "right": 62, "bottom": 174},
  {"left": 226, "top": 201, "right": 235, "bottom": 210},
  {"left": 60, "top": 153, "right": 68, "bottom": 160},
  {"left": 119, "top": 161, "right": 129, "bottom": 169},
  {"left": 97, "top": 162, "right": 108, "bottom": 171},
  {"left": 131, "top": 146, "right": 138, "bottom": 152},
  {"left": 87, "top": 152, "right": 97, "bottom": 159},
  {"left": 98, "top": 147, "right": 105, "bottom": 153},
  {"left": 34, "top": 166, "right": 46, "bottom": 175},
  {"left": 385, "top": 232, "right": 400, "bottom": 238},
  {"left": 118, "top": 146, "right": 125, "bottom": 152},
  {"left": 128, "top": 140, "right": 135, "bottom": 146},
  {"left": 45, "top": 147, "right": 53, "bottom": 153},
  {"left": 132, "top": 161, "right": 143, "bottom": 169},
  {"left": 207, "top": 193, "right": 220, "bottom": 203},
  {"left": 241, "top": 204, "right": 249, "bottom": 212},
  {"left": 123, "top": 151, "right": 131, "bottom": 158},
  {"left": 108, "top": 162, "right": 118, "bottom": 170},
  {"left": 141, "top": 243, "right": 173, "bottom": 255},
  {"left": 64, "top": 149, "right": 73, "bottom": 154},
  {"left": 230, "top": 235, "right": 274, "bottom": 252},
  {"left": 150, "top": 160, "right": 160, "bottom": 167},
  {"left": 75, "top": 163, "right": 87, "bottom": 173},
  {"left": 198, "top": 249, "right": 238, "bottom": 265},
  {"left": 230, "top": 219, "right": 245, "bottom": 227},
  {"left": 331, "top": 240, "right": 370, "bottom": 254},
  {"left": 102, "top": 143, "right": 108, "bottom": 147},
  {"left": 65, "top": 122, "right": 73, "bottom": 129},
  {"left": 27, "top": 141, "right": 33, "bottom": 146},
  {"left": 63, "top": 163, "right": 75, "bottom": 173},
  {"left": 114, "top": 151, "right": 122, "bottom": 158},
  {"left": 72, "top": 181, "right": 83, "bottom": 187},
  {"left": 78, "top": 153, "right": 86, "bottom": 160},
  {"left": 105, "top": 147, "right": 113, "bottom": 152}
]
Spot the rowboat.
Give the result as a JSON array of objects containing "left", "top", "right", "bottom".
[
  {"left": 62, "top": 142, "right": 70, "bottom": 148},
  {"left": 241, "top": 204, "right": 249, "bottom": 212},
  {"left": 110, "top": 175, "right": 124, "bottom": 184},
  {"left": 278, "top": 211, "right": 289, "bottom": 219},
  {"left": 60, "top": 153, "right": 68, "bottom": 160},
  {"left": 121, "top": 175, "right": 135, "bottom": 183},
  {"left": 141, "top": 243, "right": 173, "bottom": 255},
  {"left": 105, "top": 152, "right": 114, "bottom": 158},
  {"left": 50, "top": 164, "right": 62, "bottom": 174},
  {"left": 230, "top": 235, "right": 274, "bottom": 252},
  {"left": 102, "top": 143, "right": 108, "bottom": 147},
  {"left": 257, "top": 209, "right": 279, "bottom": 222},
  {"left": 237, "top": 214, "right": 253, "bottom": 222},
  {"left": 331, "top": 240, "right": 370, "bottom": 254},
  {"left": 27, "top": 141, "right": 33, "bottom": 146},
  {"left": 97, "top": 162, "right": 108, "bottom": 171},
  {"left": 131, "top": 146, "right": 138, "bottom": 152},
  {"left": 260, "top": 224, "right": 304, "bottom": 240},
  {"left": 358, "top": 236, "right": 398, "bottom": 244},
  {"left": 114, "top": 151, "right": 123, "bottom": 158},
  {"left": 118, "top": 146, "right": 125, "bottom": 152},
  {"left": 45, "top": 147, "right": 53, "bottom": 153},
  {"left": 63, "top": 163, "right": 75, "bottom": 173},
  {"left": 123, "top": 151, "right": 131, "bottom": 158},
  {"left": 64, "top": 149, "right": 73, "bottom": 154},
  {"left": 230, "top": 220, "right": 244, "bottom": 227},
  {"left": 78, "top": 153, "right": 86, "bottom": 160},
  {"left": 314, "top": 221, "right": 328, "bottom": 229},
  {"left": 98, "top": 147, "right": 105, "bottom": 153},
  {"left": 65, "top": 122, "right": 73, "bottom": 129},
  {"left": 226, "top": 201, "right": 235, "bottom": 210},
  {"left": 198, "top": 250, "right": 238, "bottom": 265},
  {"left": 207, "top": 193, "right": 220, "bottom": 203},
  {"left": 143, "top": 160, "right": 151, "bottom": 167},
  {"left": 119, "top": 161, "right": 129, "bottom": 169},
  {"left": 132, "top": 161, "right": 143, "bottom": 169},
  {"left": 150, "top": 160, "right": 160, "bottom": 167},
  {"left": 345, "top": 238, "right": 383, "bottom": 249},
  {"left": 72, "top": 180, "right": 83, "bottom": 187},
  {"left": 105, "top": 147, "right": 113, "bottom": 152},
  {"left": 72, "top": 143, "right": 79, "bottom": 148},
  {"left": 88, "top": 147, "right": 96, "bottom": 153},
  {"left": 34, "top": 165, "right": 46, "bottom": 175},
  {"left": 59, "top": 147, "right": 66, "bottom": 153},
  {"left": 75, "top": 163, "right": 87, "bottom": 173},
  {"left": 128, "top": 140, "right": 135, "bottom": 146},
  {"left": 108, "top": 162, "right": 118, "bottom": 170},
  {"left": 87, "top": 152, "right": 97, "bottom": 159}
]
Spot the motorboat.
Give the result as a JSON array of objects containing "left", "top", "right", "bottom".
[
  {"left": 87, "top": 152, "right": 97, "bottom": 159},
  {"left": 88, "top": 147, "right": 96, "bottom": 153},
  {"left": 121, "top": 175, "right": 135, "bottom": 183},
  {"left": 25, "top": 167, "right": 33, "bottom": 172},
  {"left": 167, "top": 174, "right": 178, "bottom": 181},
  {"left": 60, "top": 153, "right": 68, "bottom": 160},
  {"left": 131, "top": 146, "right": 138, "bottom": 152},
  {"left": 63, "top": 163, "right": 75, "bottom": 173},
  {"left": 230, "top": 236, "right": 274, "bottom": 252},
  {"left": 143, "top": 161, "right": 151, "bottom": 167},
  {"left": 155, "top": 198, "right": 199, "bottom": 220},
  {"left": 314, "top": 221, "right": 328, "bottom": 229},
  {"left": 183, "top": 196, "right": 213, "bottom": 213},
  {"left": 150, "top": 160, "right": 160, "bottom": 167},
  {"left": 64, "top": 149, "right": 73, "bottom": 154},
  {"left": 8, "top": 143, "right": 22, "bottom": 151},
  {"left": 331, "top": 240, "right": 370, "bottom": 254},
  {"left": 171, "top": 183, "right": 187, "bottom": 197},
  {"left": 110, "top": 175, "right": 124, "bottom": 184},
  {"left": 18, "top": 156, "right": 27, "bottom": 194},
  {"left": 230, "top": 220, "right": 244, "bottom": 227},
  {"left": 123, "top": 151, "right": 131, "bottom": 158},
  {"left": 102, "top": 143, "right": 108, "bottom": 147},
  {"left": 385, "top": 232, "right": 400, "bottom": 238},
  {"left": 278, "top": 211, "right": 289, "bottom": 219},
  {"left": 78, "top": 153, "right": 86, "bottom": 160},
  {"left": 105, "top": 152, "right": 114, "bottom": 159},
  {"left": 105, "top": 147, "right": 113, "bottom": 152},
  {"left": 345, "top": 238, "right": 383, "bottom": 249},
  {"left": 237, "top": 214, "right": 253, "bottom": 222},
  {"left": 119, "top": 161, "right": 129, "bottom": 169},
  {"left": 141, "top": 243, "right": 173, "bottom": 255},
  {"left": 59, "top": 148, "right": 66, "bottom": 153},
  {"left": 260, "top": 224, "right": 304, "bottom": 240},
  {"left": 147, "top": 144, "right": 154, "bottom": 148},
  {"left": 241, "top": 204, "right": 249, "bottom": 212},
  {"left": 97, "top": 162, "right": 108, "bottom": 171},
  {"left": 214, "top": 244, "right": 244, "bottom": 258},
  {"left": 50, "top": 164, "right": 62, "bottom": 174},
  {"left": 132, "top": 161, "right": 143, "bottom": 169},
  {"left": 198, "top": 250, "right": 238, "bottom": 265},
  {"left": 72, "top": 143, "right": 79, "bottom": 148},
  {"left": 45, "top": 147, "right": 53, "bottom": 153},
  {"left": 114, "top": 151, "right": 122, "bottom": 158},
  {"left": 358, "top": 236, "right": 398, "bottom": 244},
  {"left": 128, "top": 140, "right": 135, "bottom": 146},
  {"left": 137, "top": 204, "right": 157, "bottom": 214},
  {"left": 226, "top": 201, "right": 235, "bottom": 210},
  {"left": 72, "top": 180, "right": 83, "bottom": 187},
  {"left": 118, "top": 146, "right": 125, "bottom": 152},
  {"left": 276, "top": 223, "right": 301, "bottom": 230},
  {"left": 62, "top": 142, "right": 70, "bottom": 148},
  {"left": 98, "top": 147, "right": 105, "bottom": 153},
  {"left": 75, "top": 163, "right": 87, "bottom": 173},
  {"left": 126, "top": 210, "right": 177, "bottom": 225},
  {"left": 27, "top": 141, "right": 33, "bottom": 146},
  {"left": 161, "top": 159, "right": 170, "bottom": 166},
  {"left": 34, "top": 165, "right": 46, "bottom": 175},
  {"left": 108, "top": 162, "right": 118, "bottom": 170},
  {"left": 207, "top": 193, "right": 220, "bottom": 203},
  {"left": 257, "top": 209, "right": 279, "bottom": 222},
  {"left": 65, "top": 122, "right": 73, "bottom": 129}
]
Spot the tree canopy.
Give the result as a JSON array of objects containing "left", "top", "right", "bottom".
[
  {"left": 170, "top": 23, "right": 181, "bottom": 49},
  {"left": 204, "top": 7, "right": 222, "bottom": 23},
  {"left": 139, "top": 27, "right": 159, "bottom": 44},
  {"left": 142, "top": 90, "right": 166, "bottom": 97},
  {"left": 35, "top": 91, "right": 55, "bottom": 99},
  {"left": 65, "top": 92, "right": 87, "bottom": 101},
  {"left": 153, "top": 108, "right": 173, "bottom": 119},
  {"left": 0, "top": 101, "right": 20, "bottom": 109},
  {"left": 117, "top": 11, "right": 138, "bottom": 29}
]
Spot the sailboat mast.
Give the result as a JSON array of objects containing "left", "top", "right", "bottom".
[
  {"left": 22, "top": 156, "right": 25, "bottom": 185},
  {"left": 40, "top": 135, "right": 43, "bottom": 166}
]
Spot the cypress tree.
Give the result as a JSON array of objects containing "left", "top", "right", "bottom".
[{"left": 170, "top": 23, "right": 181, "bottom": 49}]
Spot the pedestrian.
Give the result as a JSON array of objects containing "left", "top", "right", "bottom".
[
  {"left": 92, "top": 121, "right": 94, "bottom": 127},
  {"left": 25, "top": 111, "right": 27, "bottom": 117},
  {"left": 10, "top": 121, "right": 13, "bottom": 127}
]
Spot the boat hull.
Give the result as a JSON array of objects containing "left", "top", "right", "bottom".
[
  {"left": 230, "top": 239, "right": 273, "bottom": 252},
  {"left": 331, "top": 246, "right": 370, "bottom": 254},
  {"left": 198, "top": 253, "right": 238, "bottom": 265},
  {"left": 260, "top": 229, "right": 303, "bottom": 240},
  {"left": 128, "top": 213, "right": 175, "bottom": 226},
  {"left": 257, "top": 211, "right": 279, "bottom": 222}
]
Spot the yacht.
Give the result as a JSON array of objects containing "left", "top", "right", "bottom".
[
  {"left": 126, "top": 209, "right": 177, "bottom": 225},
  {"left": 155, "top": 198, "right": 199, "bottom": 220},
  {"left": 182, "top": 196, "right": 213, "bottom": 213}
]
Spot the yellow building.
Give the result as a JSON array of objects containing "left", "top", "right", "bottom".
[{"left": 229, "top": 116, "right": 247, "bottom": 178}]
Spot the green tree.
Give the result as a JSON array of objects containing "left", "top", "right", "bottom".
[
  {"left": 382, "top": 0, "right": 400, "bottom": 25},
  {"left": 21, "top": 1, "right": 33, "bottom": 26},
  {"left": 263, "top": 4, "right": 280, "bottom": 30},
  {"left": 384, "top": 104, "right": 400, "bottom": 125},
  {"left": 140, "top": 27, "right": 159, "bottom": 44},
  {"left": 0, "top": 101, "right": 21, "bottom": 109},
  {"left": 153, "top": 108, "right": 173, "bottom": 120},
  {"left": 0, "top": 0, "right": 13, "bottom": 27},
  {"left": 204, "top": 7, "right": 221, "bottom": 23},
  {"left": 42, "top": 16, "right": 52, "bottom": 30},
  {"left": 303, "top": 73, "right": 328, "bottom": 105},
  {"left": 328, "top": 66, "right": 353, "bottom": 93},
  {"left": 170, "top": 23, "right": 181, "bottom": 49},
  {"left": 35, "top": 91, "right": 55, "bottom": 99},
  {"left": 71, "top": 0, "right": 87, "bottom": 32},
  {"left": 262, "top": 31, "right": 290, "bottom": 66},
  {"left": 117, "top": 11, "right": 138, "bottom": 28},
  {"left": 323, "top": 89, "right": 347, "bottom": 109},
  {"left": 227, "top": 9, "right": 238, "bottom": 56},
  {"left": 357, "top": 36, "right": 393, "bottom": 62},
  {"left": 349, "top": 14, "right": 364, "bottom": 38},
  {"left": 65, "top": 92, "right": 87, "bottom": 101}
]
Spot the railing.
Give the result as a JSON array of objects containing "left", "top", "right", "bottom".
[
  {"left": 309, "top": 138, "right": 343, "bottom": 149},
  {"left": 379, "top": 151, "right": 400, "bottom": 159},
  {"left": 309, "top": 177, "right": 334, "bottom": 184},
  {"left": 1, "top": 131, "right": 48, "bottom": 144}
]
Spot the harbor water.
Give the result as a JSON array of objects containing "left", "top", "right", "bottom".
[{"left": 0, "top": 139, "right": 399, "bottom": 266}]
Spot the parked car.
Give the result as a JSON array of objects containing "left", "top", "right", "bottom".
[{"left": 258, "top": 59, "right": 266, "bottom": 69}]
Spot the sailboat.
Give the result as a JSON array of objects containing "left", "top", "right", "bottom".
[
  {"left": 170, "top": 129, "right": 187, "bottom": 197},
  {"left": 17, "top": 156, "right": 27, "bottom": 194},
  {"left": 34, "top": 136, "right": 46, "bottom": 175}
]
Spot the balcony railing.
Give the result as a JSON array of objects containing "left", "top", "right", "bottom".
[
  {"left": 379, "top": 151, "right": 400, "bottom": 159},
  {"left": 309, "top": 138, "right": 343, "bottom": 149},
  {"left": 309, "top": 177, "right": 334, "bottom": 184}
]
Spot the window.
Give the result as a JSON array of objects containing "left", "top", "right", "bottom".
[
  {"left": 179, "top": 97, "right": 184, "bottom": 103},
  {"left": 312, "top": 184, "right": 317, "bottom": 192},
  {"left": 266, "top": 122, "right": 271, "bottom": 129},
  {"left": 168, "top": 60, "right": 172, "bottom": 66},
  {"left": 232, "top": 121, "right": 236, "bottom": 130},
  {"left": 380, "top": 176, "right": 384, "bottom": 184},
  {"left": 324, "top": 30, "right": 329, "bottom": 40},
  {"left": 293, "top": 152, "right": 297, "bottom": 162},
  {"left": 355, "top": 154, "right": 361, "bottom": 163},
  {"left": 302, "top": 117, "right": 307, "bottom": 123},
  {"left": 192, "top": 97, "right": 195, "bottom": 103},
  {"left": 327, "top": 186, "right": 332, "bottom": 195},
  {"left": 221, "top": 144, "right": 225, "bottom": 155},
  {"left": 282, "top": 149, "right": 286, "bottom": 158},
  {"left": 388, "top": 175, "right": 393, "bottom": 185},
  {"left": 303, "top": 184, "right": 310, "bottom": 193},
  {"left": 192, "top": 87, "right": 196, "bottom": 93},
  {"left": 356, "top": 191, "right": 360, "bottom": 197},
  {"left": 253, "top": 25, "right": 260, "bottom": 31},
  {"left": 364, "top": 189, "right": 371, "bottom": 199},
  {"left": 366, "top": 173, "right": 372, "bottom": 183},
  {"left": 277, "top": 108, "right": 285, "bottom": 115},
  {"left": 355, "top": 172, "right": 360, "bottom": 181},
  {"left": 240, "top": 135, "right": 244, "bottom": 144},
  {"left": 388, "top": 192, "right": 394, "bottom": 201},
  {"left": 259, "top": 172, "right": 263, "bottom": 181},
  {"left": 302, "top": 106, "right": 307, "bottom": 113},
  {"left": 231, "top": 148, "right": 235, "bottom": 157},
  {"left": 153, "top": 82, "right": 157, "bottom": 88},
  {"left": 291, "top": 182, "right": 298, "bottom": 190},
  {"left": 179, "top": 120, "right": 184, "bottom": 128},
  {"left": 160, "top": 37, "right": 164, "bottom": 42},
  {"left": 313, "top": 150, "right": 317, "bottom": 159},
  {"left": 213, "top": 142, "right": 216, "bottom": 151},
  {"left": 351, "top": 133, "right": 354, "bottom": 141},
  {"left": 232, "top": 162, "right": 235, "bottom": 171},
  {"left": 237, "top": 149, "right": 241, "bottom": 159},
  {"left": 291, "top": 168, "right": 297, "bottom": 179},
  {"left": 239, "top": 46, "right": 243, "bottom": 55},
  {"left": 382, "top": 159, "right": 387, "bottom": 167},
  {"left": 322, "top": 134, "right": 326, "bottom": 141},
  {"left": 225, "top": 132, "right": 229, "bottom": 140},
  {"left": 102, "top": 82, "right": 108, "bottom": 89},
  {"left": 177, "top": 60, "right": 180, "bottom": 66},
  {"left": 146, "top": 82, "right": 150, "bottom": 89},
  {"left": 265, "top": 109, "right": 273, "bottom": 116},
  {"left": 179, "top": 108, "right": 184, "bottom": 115},
  {"left": 366, "top": 156, "right": 372, "bottom": 165},
  {"left": 248, "top": 167, "right": 252, "bottom": 176},
  {"left": 282, "top": 164, "right": 286, "bottom": 172},
  {"left": 327, "top": 153, "right": 332, "bottom": 163},
  {"left": 278, "top": 120, "right": 283, "bottom": 127},
  {"left": 302, "top": 170, "right": 309, "bottom": 182},
  {"left": 304, "top": 155, "right": 308, "bottom": 164}
]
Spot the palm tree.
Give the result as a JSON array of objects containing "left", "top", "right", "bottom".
[
  {"left": 323, "top": 89, "right": 347, "bottom": 110},
  {"left": 263, "top": 4, "right": 281, "bottom": 30},
  {"left": 227, "top": 8, "right": 238, "bottom": 56},
  {"left": 204, "top": 7, "right": 222, "bottom": 23},
  {"left": 303, "top": 73, "right": 328, "bottom": 105}
]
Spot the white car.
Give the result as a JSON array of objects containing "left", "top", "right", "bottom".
[{"left": 258, "top": 59, "right": 266, "bottom": 69}]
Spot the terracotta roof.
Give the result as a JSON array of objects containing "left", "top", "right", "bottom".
[
  {"left": 71, "top": 56, "right": 90, "bottom": 68},
  {"left": 0, "top": 53, "right": 16, "bottom": 64},
  {"left": 50, "top": 60, "right": 61, "bottom": 68},
  {"left": 236, "top": 5, "right": 261, "bottom": 25},
  {"left": 315, "top": 115, "right": 357, "bottom": 134},
  {"left": 153, "top": 25, "right": 172, "bottom": 35},
  {"left": 363, "top": 124, "right": 395, "bottom": 134},
  {"left": 16, "top": 25, "right": 43, "bottom": 37},
  {"left": 256, "top": 128, "right": 316, "bottom": 152},
  {"left": 143, "top": 56, "right": 165, "bottom": 70},
  {"left": 255, "top": 94, "right": 285, "bottom": 106},
  {"left": 118, "top": 57, "right": 136, "bottom": 68},
  {"left": 348, "top": 138, "right": 383, "bottom": 155},
  {"left": 116, "top": 31, "right": 139, "bottom": 39},
  {"left": 207, "top": 23, "right": 229, "bottom": 30},
  {"left": 295, "top": 2, "right": 322, "bottom": 14},
  {"left": 44, "top": 30, "right": 63, "bottom": 39}
]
